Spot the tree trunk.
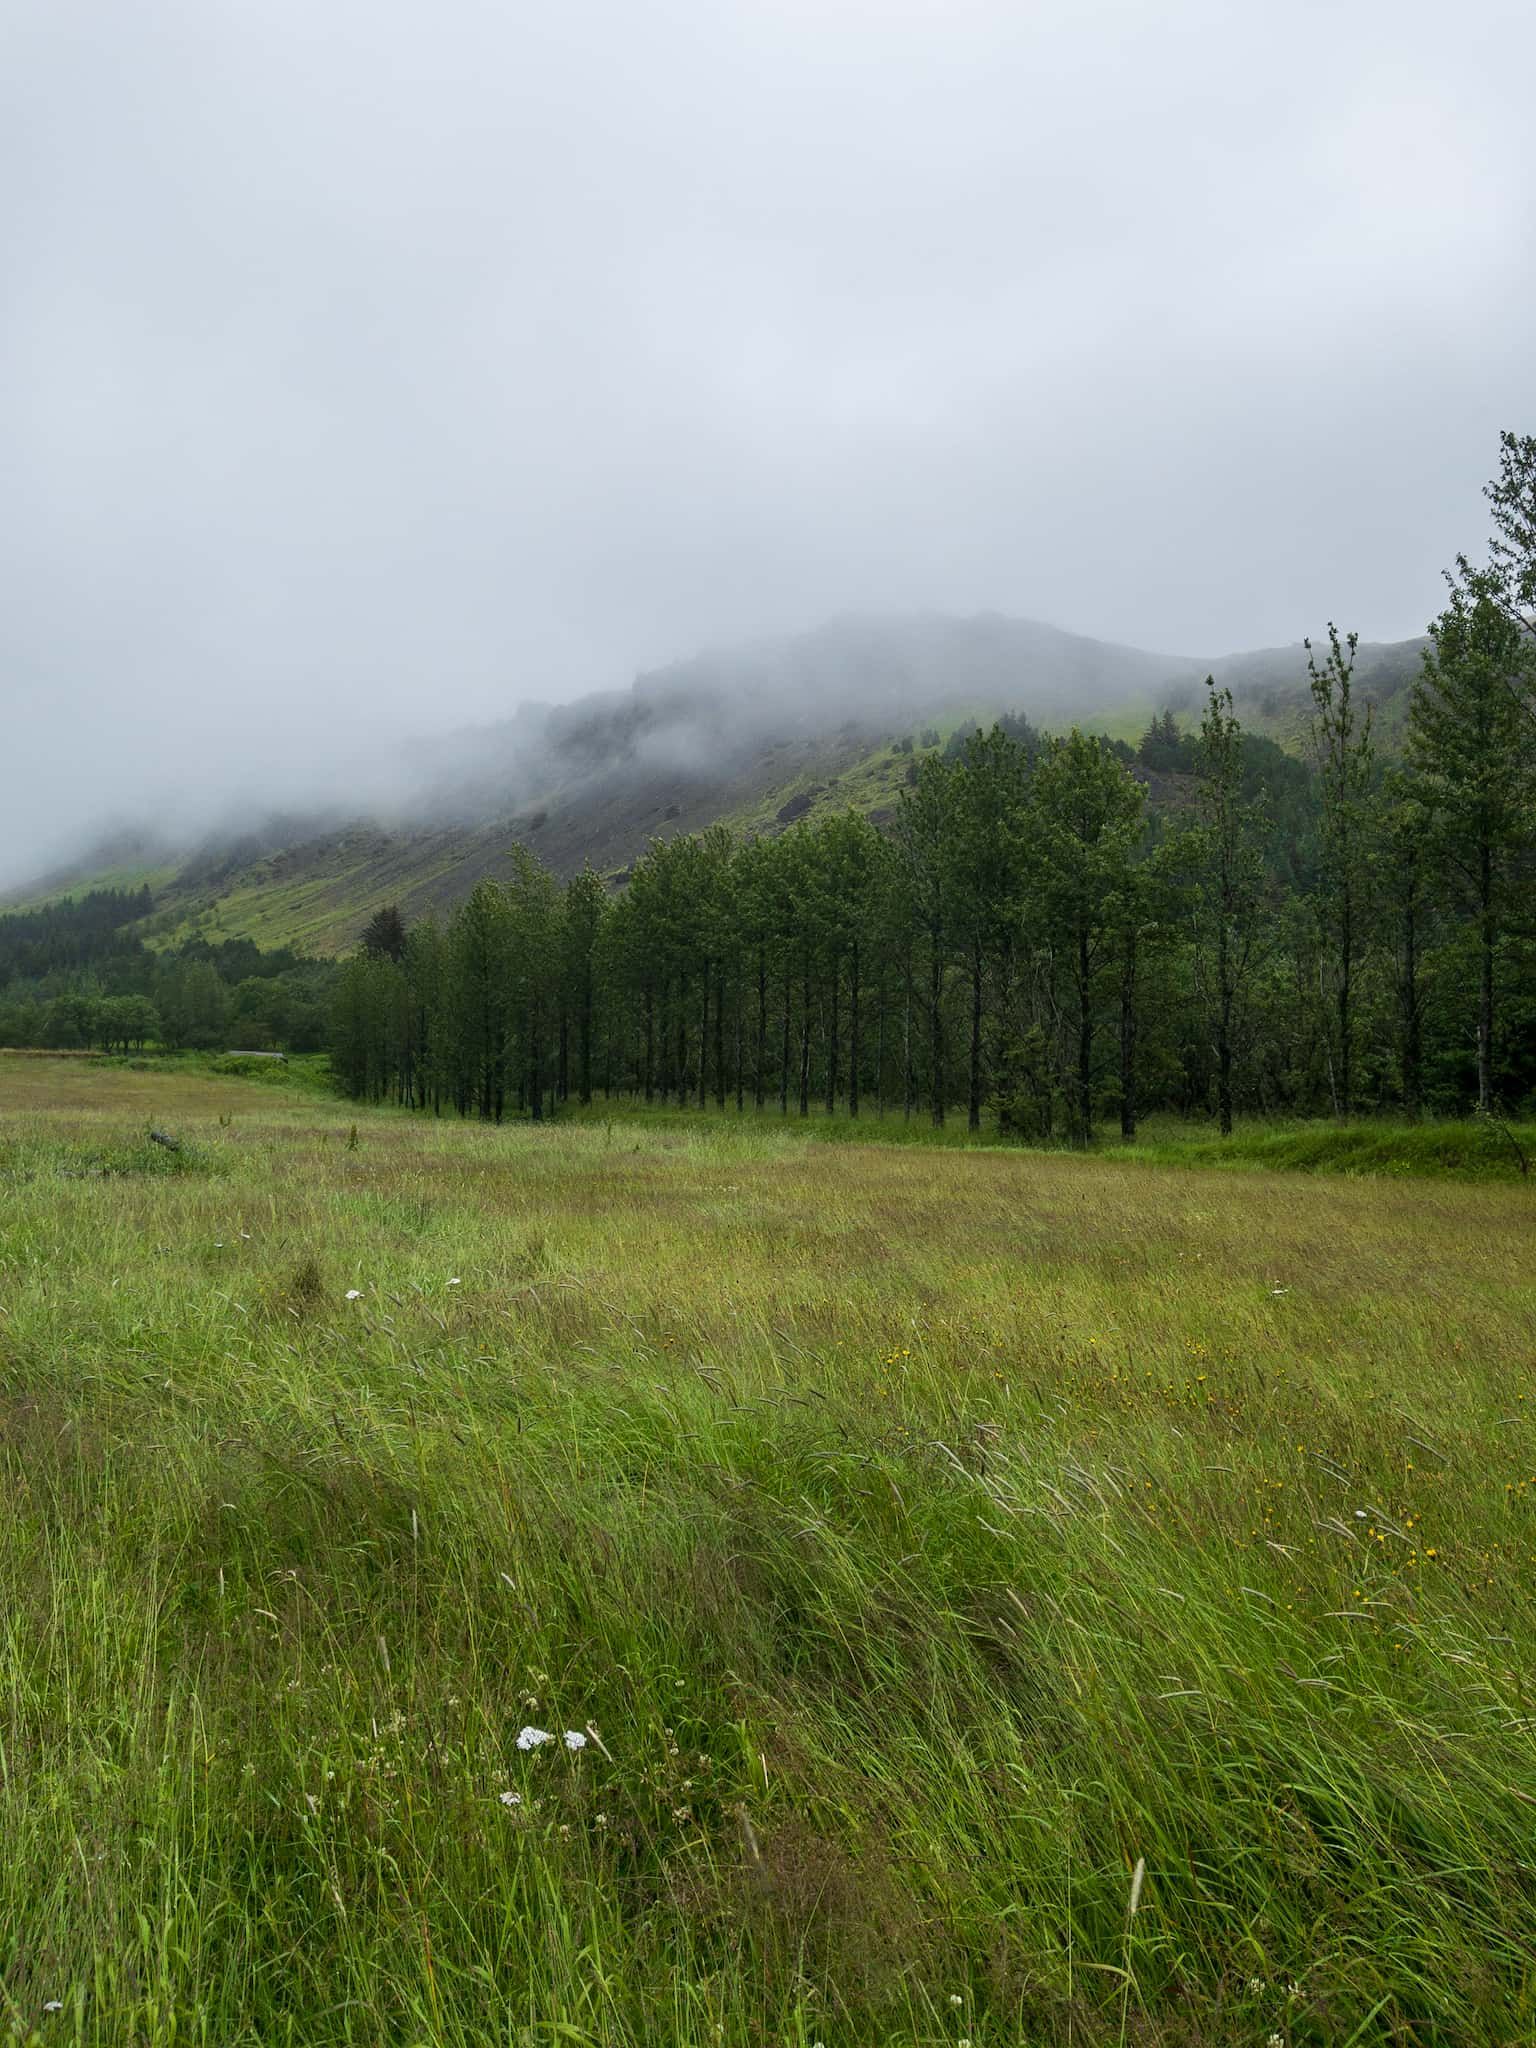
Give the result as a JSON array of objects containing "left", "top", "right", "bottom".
[
  {"left": 1119, "top": 926, "right": 1138, "bottom": 1140},
  {"left": 874, "top": 963, "right": 885, "bottom": 1118},
  {"left": 1076, "top": 925, "right": 1093, "bottom": 1143},
  {"left": 1478, "top": 838, "right": 1494, "bottom": 1114},
  {"left": 734, "top": 969, "right": 744, "bottom": 1112},
  {"left": 799, "top": 954, "right": 812, "bottom": 1116},
  {"left": 849, "top": 939, "right": 862, "bottom": 1120},
  {"left": 825, "top": 955, "right": 839, "bottom": 1116},
  {"left": 643, "top": 983, "right": 655, "bottom": 1103},
  {"left": 1400, "top": 882, "right": 1421, "bottom": 1118},
  {"left": 903, "top": 937, "right": 915, "bottom": 1121},
  {"left": 528, "top": 1004, "right": 544, "bottom": 1123},
  {"left": 967, "top": 936, "right": 983, "bottom": 1133},
  {"left": 1338, "top": 880, "right": 1353, "bottom": 1119},
  {"left": 579, "top": 974, "right": 593, "bottom": 1106},
  {"left": 928, "top": 929, "right": 945, "bottom": 1127},
  {"left": 755, "top": 945, "right": 768, "bottom": 1110},
  {"left": 698, "top": 970, "right": 709, "bottom": 1110},
  {"left": 715, "top": 966, "right": 726, "bottom": 1108},
  {"left": 678, "top": 981, "right": 690, "bottom": 1109},
  {"left": 780, "top": 965, "right": 791, "bottom": 1114}
]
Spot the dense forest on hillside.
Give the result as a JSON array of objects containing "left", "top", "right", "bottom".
[
  {"left": 333, "top": 436, "right": 1536, "bottom": 1134},
  {"left": 0, "top": 891, "right": 333, "bottom": 1053}
]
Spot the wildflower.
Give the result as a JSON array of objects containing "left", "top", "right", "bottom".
[
  {"left": 1248, "top": 1977, "right": 1265, "bottom": 1993},
  {"left": 43, "top": 2004, "right": 63, "bottom": 2015},
  {"left": 564, "top": 1729, "right": 588, "bottom": 1751},
  {"left": 1268, "top": 2036, "right": 1284, "bottom": 2047},
  {"left": 517, "top": 1726, "right": 553, "bottom": 1750},
  {"left": 950, "top": 1992, "right": 965, "bottom": 2005},
  {"left": 499, "top": 1790, "right": 522, "bottom": 1808},
  {"left": 345, "top": 1289, "right": 363, "bottom": 1300}
]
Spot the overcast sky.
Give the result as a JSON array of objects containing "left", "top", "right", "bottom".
[{"left": 4, "top": 0, "right": 1534, "bottom": 879}]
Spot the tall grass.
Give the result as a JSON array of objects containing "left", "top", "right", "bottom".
[{"left": 0, "top": 1058, "right": 1533, "bottom": 2044}]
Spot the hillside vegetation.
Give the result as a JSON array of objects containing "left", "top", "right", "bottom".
[{"left": 1, "top": 1058, "right": 1533, "bottom": 2046}]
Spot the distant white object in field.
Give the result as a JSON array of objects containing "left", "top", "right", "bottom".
[
  {"left": 564, "top": 1730, "right": 587, "bottom": 1751},
  {"left": 516, "top": 1726, "right": 553, "bottom": 1750}
]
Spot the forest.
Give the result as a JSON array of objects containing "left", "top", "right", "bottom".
[
  {"left": 0, "top": 893, "right": 333, "bottom": 1055},
  {"left": 331, "top": 437, "right": 1536, "bottom": 1135}
]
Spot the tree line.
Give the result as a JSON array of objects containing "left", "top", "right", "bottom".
[
  {"left": 0, "top": 895, "right": 334, "bottom": 1055},
  {"left": 332, "top": 436, "right": 1535, "bottom": 1135}
]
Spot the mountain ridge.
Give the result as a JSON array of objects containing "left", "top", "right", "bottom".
[{"left": 7, "top": 611, "right": 1429, "bottom": 954}]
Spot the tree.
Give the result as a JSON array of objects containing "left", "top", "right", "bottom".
[
  {"left": 1381, "top": 777, "right": 1431, "bottom": 1116},
  {"left": 360, "top": 905, "right": 408, "bottom": 962},
  {"left": 561, "top": 869, "right": 607, "bottom": 1106},
  {"left": 1027, "top": 730, "right": 1145, "bottom": 1142},
  {"left": 1409, "top": 579, "right": 1532, "bottom": 1112},
  {"left": 1305, "top": 623, "right": 1375, "bottom": 1116},
  {"left": 1195, "top": 681, "right": 1266, "bottom": 1136},
  {"left": 1466, "top": 430, "right": 1536, "bottom": 729},
  {"left": 948, "top": 729, "right": 1031, "bottom": 1131},
  {"left": 444, "top": 882, "right": 513, "bottom": 1118},
  {"left": 894, "top": 755, "right": 954, "bottom": 1125}
]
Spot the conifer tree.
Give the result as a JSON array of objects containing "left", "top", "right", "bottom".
[
  {"left": 1305, "top": 623, "right": 1375, "bottom": 1115},
  {"left": 1409, "top": 579, "right": 1532, "bottom": 1111}
]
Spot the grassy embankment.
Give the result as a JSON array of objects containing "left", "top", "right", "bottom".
[{"left": 1, "top": 1055, "right": 1534, "bottom": 2046}]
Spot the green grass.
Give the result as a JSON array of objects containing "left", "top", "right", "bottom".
[
  {"left": 1, "top": 1059, "right": 1534, "bottom": 2045},
  {"left": 559, "top": 1097, "right": 1536, "bottom": 1181}
]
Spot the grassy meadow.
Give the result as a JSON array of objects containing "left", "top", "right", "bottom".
[{"left": 1, "top": 1057, "right": 1534, "bottom": 2046}]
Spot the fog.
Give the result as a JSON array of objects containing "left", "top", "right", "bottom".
[{"left": 4, "top": 0, "right": 1534, "bottom": 883}]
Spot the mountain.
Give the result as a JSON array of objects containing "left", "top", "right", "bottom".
[{"left": 5, "top": 612, "right": 1428, "bottom": 954}]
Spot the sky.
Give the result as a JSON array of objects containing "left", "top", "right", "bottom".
[{"left": 3, "top": 0, "right": 1535, "bottom": 879}]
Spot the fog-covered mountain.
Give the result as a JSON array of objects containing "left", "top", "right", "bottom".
[{"left": 6, "top": 611, "right": 1428, "bottom": 953}]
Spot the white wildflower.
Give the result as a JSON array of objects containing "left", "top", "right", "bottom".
[
  {"left": 345, "top": 1289, "right": 363, "bottom": 1300},
  {"left": 949, "top": 1993, "right": 964, "bottom": 2006},
  {"left": 1268, "top": 2035, "right": 1284, "bottom": 2047},
  {"left": 1248, "top": 1976, "right": 1265, "bottom": 1993},
  {"left": 499, "top": 1790, "right": 522, "bottom": 1808},
  {"left": 564, "top": 1729, "right": 588, "bottom": 1751},
  {"left": 42, "top": 2004, "right": 63, "bottom": 2016},
  {"left": 516, "top": 1726, "right": 553, "bottom": 1750}
]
